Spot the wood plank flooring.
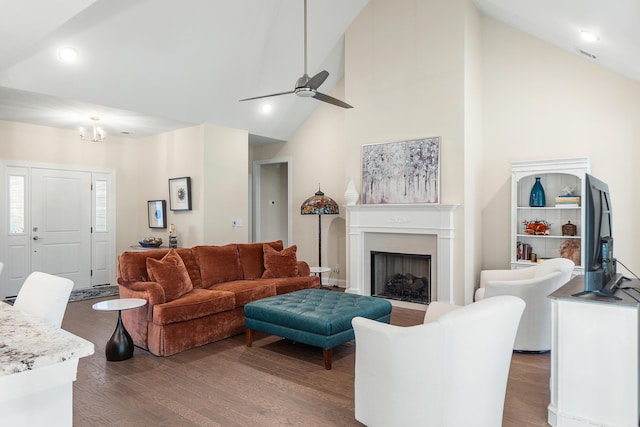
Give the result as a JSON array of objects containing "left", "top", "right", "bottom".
[{"left": 64, "top": 297, "right": 550, "bottom": 426}]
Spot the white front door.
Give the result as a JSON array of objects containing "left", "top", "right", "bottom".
[
  {"left": 2, "top": 163, "right": 116, "bottom": 298},
  {"left": 30, "top": 168, "right": 92, "bottom": 289}
]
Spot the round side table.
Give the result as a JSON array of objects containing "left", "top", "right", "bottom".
[
  {"left": 310, "top": 266, "right": 332, "bottom": 288},
  {"left": 92, "top": 298, "right": 146, "bottom": 361},
  {"left": 309, "top": 266, "right": 331, "bottom": 276}
]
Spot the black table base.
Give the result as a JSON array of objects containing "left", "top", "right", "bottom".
[{"left": 105, "top": 311, "right": 134, "bottom": 361}]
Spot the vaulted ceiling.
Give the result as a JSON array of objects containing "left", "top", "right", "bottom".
[{"left": 1, "top": 0, "right": 638, "bottom": 142}]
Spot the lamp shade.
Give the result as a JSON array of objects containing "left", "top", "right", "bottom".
[{"left": 300, "top": 188, "right": 339, "bottom": 215}]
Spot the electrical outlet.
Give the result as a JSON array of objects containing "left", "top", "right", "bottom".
[{"left": 334, "top": 264, "right": 340, "bottom": 274}]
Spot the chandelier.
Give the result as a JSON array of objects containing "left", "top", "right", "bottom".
[{"left": 79, "top": 116, "right": 105, "bottom": 143}]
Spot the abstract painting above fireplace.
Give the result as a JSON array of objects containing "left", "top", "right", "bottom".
[{"left": 361, "top": 137, "right": 440, "bottom": 204}]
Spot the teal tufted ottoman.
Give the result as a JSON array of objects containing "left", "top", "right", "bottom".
[{"left": 244, "top": 289, "right": 392, "bottom": 369}]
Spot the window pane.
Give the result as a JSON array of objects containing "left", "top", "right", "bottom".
[
  {"left": 9, "top": 175, "right": 25, "bottom": 234},
  {"left": 95, "top": 180, "right": 108, "bottom": 232}
]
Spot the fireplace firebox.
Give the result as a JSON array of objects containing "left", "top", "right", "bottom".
[{"left": 371, "top": 251, "right": 431, "bottom": 305}]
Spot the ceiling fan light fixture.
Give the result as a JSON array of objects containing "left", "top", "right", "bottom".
[
  {"left": 295, "top": 88, "right": 315, "bottom": 97},
  {"left": 260, "top": 103, "right": 273, "bottom": 113}
]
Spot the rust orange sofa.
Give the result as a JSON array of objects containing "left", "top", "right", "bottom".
[{"left": 116, "top": 241, "right": 320, "bottom": 356}]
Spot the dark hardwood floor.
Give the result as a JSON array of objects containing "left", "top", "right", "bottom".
[{"left": 64, "top": 297, "right": 550, "bottom": 426}]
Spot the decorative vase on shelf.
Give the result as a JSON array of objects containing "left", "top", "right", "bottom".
[
  {"left": 529, "top": 177, "right": 546, "bottom": 207},
  {"left": 344, "top": 177, "right": 359, "bottom": 205}
]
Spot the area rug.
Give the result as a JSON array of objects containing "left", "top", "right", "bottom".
[
  {"left": 68, "top": 285, "right": 120, "bottom": 302},
  {"left": 4, "top": 285, "right": 120, "bottom": 304}
]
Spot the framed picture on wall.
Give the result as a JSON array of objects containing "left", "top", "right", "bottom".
[
  {"left": 169, "top": 177, "right": 192, "bottom": 211},
  {"left": 148, "top": 200, "right": 167, "bottom": 229},
  {"left": 361, "top": 136, "right": 441, "bottom": 204}
]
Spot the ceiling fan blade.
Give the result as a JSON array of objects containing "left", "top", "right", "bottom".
[
  {"left": 239, "top": 90, "right": 295, "bottom": 102},
  {"left": 307, "top": 70, "right": 329, "bottom": 90},
  {"left": 240, "top": 0, "right": 354, "bottom": 110},
  {"left": 313, "top": 91, "right": 353, "bottom": 109}
]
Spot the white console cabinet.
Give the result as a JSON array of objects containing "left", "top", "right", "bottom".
[
  {"left": 511, "top": 158, "right": 590, "bottom": 275},
  {"left": 548, "top": 276, "right": 639, "bottom": 426}
]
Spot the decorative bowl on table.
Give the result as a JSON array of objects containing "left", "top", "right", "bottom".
[{"left": 139, "top": 237, "right": 163, "bottom": 247}]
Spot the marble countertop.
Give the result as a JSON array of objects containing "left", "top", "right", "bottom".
[{"left": 0, "top": 302, "right": 95, "bottom": 376}]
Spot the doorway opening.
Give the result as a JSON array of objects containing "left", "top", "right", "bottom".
[{"left": 252, "top": 157, "right": 292, "bottom": 246}]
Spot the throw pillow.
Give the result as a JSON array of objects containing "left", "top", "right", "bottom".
[
  {"left": 261, "top": 244, "right": 299, "bottom": 279},
  {"left": 237, "top": 240, "right": 284, "bottom": 280},
  {"left": 146, "top": 249, "right": 194, "bottom": 302},
  {"left": 192, "top": 244, "right": 243, "bottom": 286}
]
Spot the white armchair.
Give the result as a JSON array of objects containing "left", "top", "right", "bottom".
[
  {"left": 475, "top": 258, "right": 574, "bottom": 352},
  {"left": 13, "top": 272, "right": 74, "bottom": 328},
  {"left": 352, "top": 296, "right": 525, "bottom": 427}
]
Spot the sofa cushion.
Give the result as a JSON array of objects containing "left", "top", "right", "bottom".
[
  {"left": 193, "top": 244, "right": 243, "bottom": 286},
  {"left": 146, "top": 250, "right": 194, "bottom": 302},
  {"left": 152, "top": 288, "right": 236, "bottom": 325},
  {"left": 208, "top": 280, "right": 276, "bottom": 307},
  {"left": 263, "top": 276, "right": 322, "bottom": 294},
  {"left": 237, "top": 240, "right": 284, "bottom": 280},
  {"left": 262, "top": 244, "right": 299, "bottom": 279}
]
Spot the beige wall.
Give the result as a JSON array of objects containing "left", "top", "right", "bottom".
[
  {"left": 135, "top": 123, "right": 249, "bottom": 248},
  {"left": 344, "top": 0, "right": 471, "bottom": 302},
  {"left": 203, "top": 124, "right": 249, "bottom": 244},
  {"left": 0, "top": 120, "right": 250, "bottom": 272},
  {"left": 481, "top": 16, "right": 640, "bottom": 272},
  {"left": 137, "top": 125, "right": 205, "bottom": 249},
  {"left": 252, "top": 0, "right": 485, "bottom": 301},
  {"left": 463, "top": 1, "right": 484, "bottom": 300},
  {"left": 251, "top": 80, "right": 347, "bottom": 283},
  {"left": 0, "top": 119, "right": 139, "bottom": 257}
]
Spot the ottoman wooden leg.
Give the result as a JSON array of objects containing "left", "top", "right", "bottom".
[
  {"left": 323, "top": 348, "right": 333, "bottom": 370},
  {"left": 245, "top": 328, "right": 253, "bottom": 347}
]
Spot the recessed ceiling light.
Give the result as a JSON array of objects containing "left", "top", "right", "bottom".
[
  {"left": 261, "top": 103, "right": 273, "bottom": 114},
  {"left": 58, "top": 47, "right": 79, "bottom": 62},
  {"left": 580, "top": 31, "right": 599, "bottom": 42}
]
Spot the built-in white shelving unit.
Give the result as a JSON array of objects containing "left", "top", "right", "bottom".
[{"left": 511, "top": 158, "right": 591, "bottom": 275}]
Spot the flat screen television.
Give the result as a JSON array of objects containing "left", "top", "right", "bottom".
[{"left": 572, "top": 173, "right": 624, "bottom": 299}]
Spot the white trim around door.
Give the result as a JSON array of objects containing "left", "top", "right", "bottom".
[{"left": 0, "top": 160, "right": 116, "bottom": 298}]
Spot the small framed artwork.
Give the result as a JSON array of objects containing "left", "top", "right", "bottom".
[
  {"left": 169, "top": 177, "right": 192, "bottom": 211},
  {"left": 148, "top": 200, "right": 167, "bottom": 229}
]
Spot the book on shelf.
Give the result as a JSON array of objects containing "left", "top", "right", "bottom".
[
  {"left": 555, "top": 195, "right": 580, "bottom": 207},
  {"left": 555, "top": 196, "right": 580, "bottom": 202}
]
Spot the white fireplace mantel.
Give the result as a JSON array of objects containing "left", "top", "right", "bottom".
[{"left": 345, "top": 204, "right": 459, "bottom": 304}]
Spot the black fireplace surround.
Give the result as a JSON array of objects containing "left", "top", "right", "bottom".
[{"left": 370, "top": 251, "right": 431, "bottom": 304}]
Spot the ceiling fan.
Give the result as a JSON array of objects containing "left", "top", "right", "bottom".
[{"left": 240, "top": 0, "right": 353, "bottom": 109}]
